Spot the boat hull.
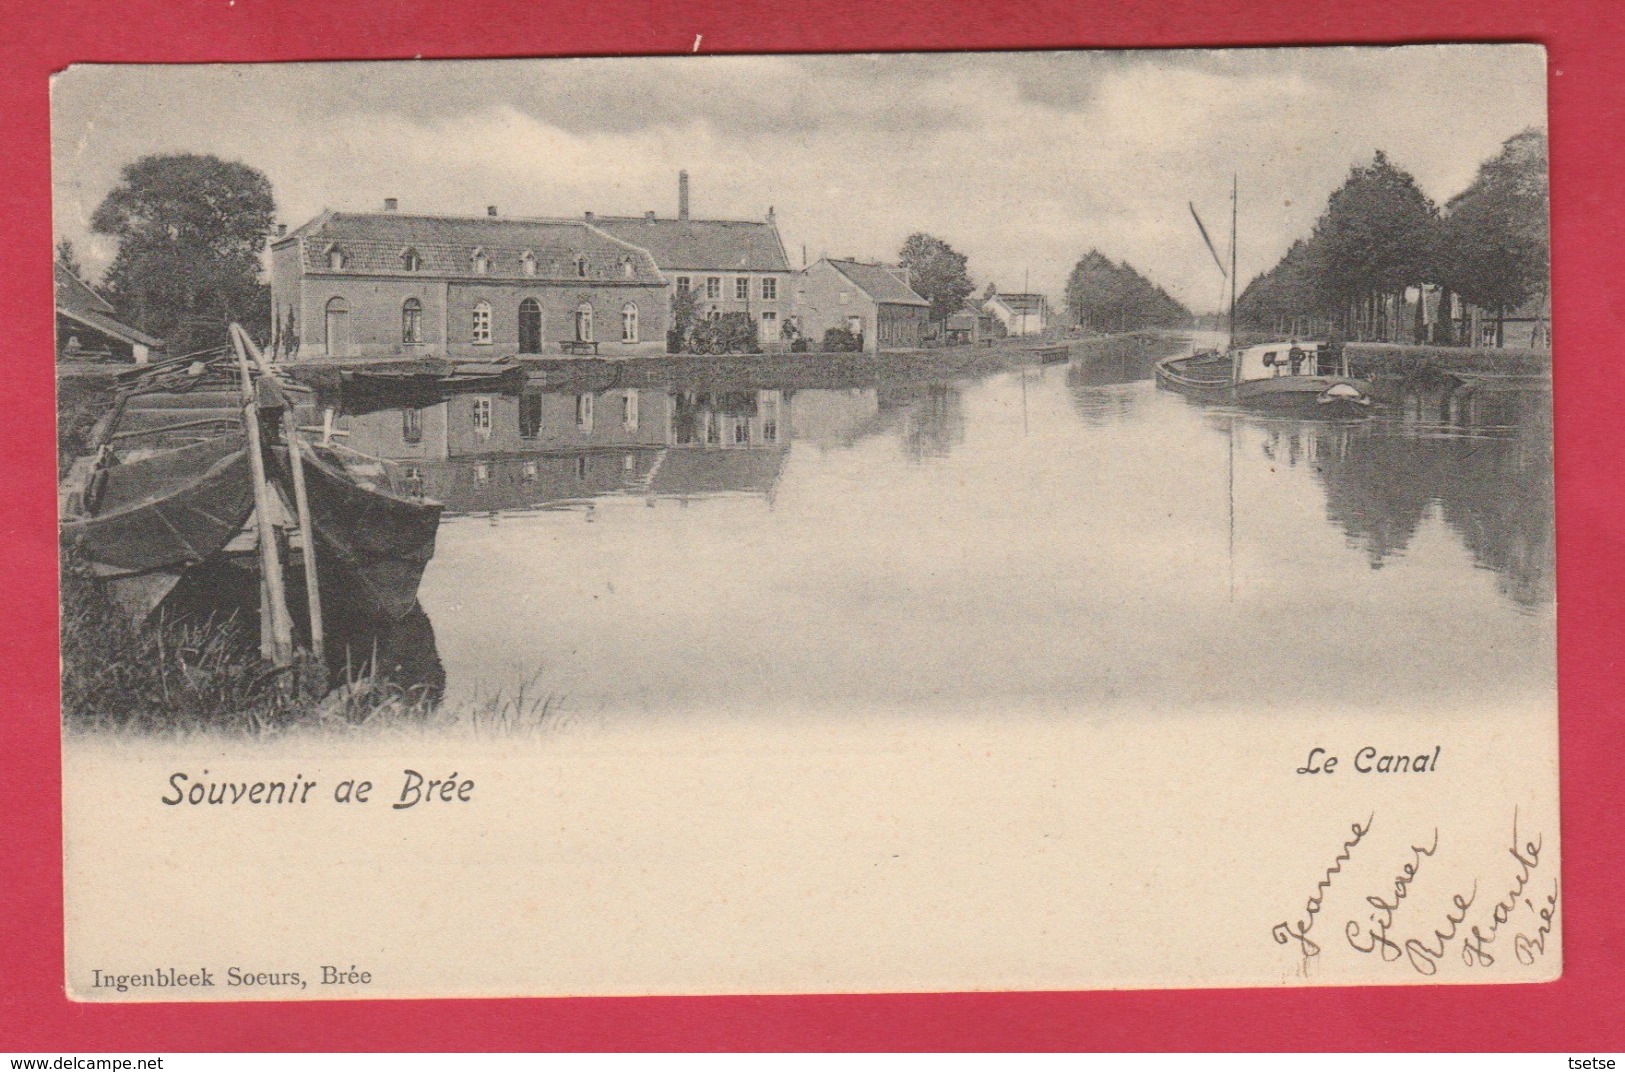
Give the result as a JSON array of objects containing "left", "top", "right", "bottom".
[
  {"left": 1232, "top": 375, "right": 1375, "bottom": 417},
  {"left": 268, "top": 445, "right": 444, "bottom": 623}
]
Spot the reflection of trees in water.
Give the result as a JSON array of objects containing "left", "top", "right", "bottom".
[
  {"left": 1064, "top": 355, "right": 1145, "bottom": 427},
  {"left": 1266, "top": 385, "right": 1554, "bottom": 608},
  {"left": 879, "top": 381, "right": 966, "bottom": 462}
]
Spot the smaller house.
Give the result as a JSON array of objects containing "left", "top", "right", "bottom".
[
  {"left": 792, "top": 258, "right": 930, "bottom": 353},
  {"left": 55, "top": 264, "right": 162, "bottom": 364},
  {"left": 944, "top": 301, "right": 1000, "bottom": 346},
  {"left": 983, "top": 287, "right": 1049, "bottom": 337}
]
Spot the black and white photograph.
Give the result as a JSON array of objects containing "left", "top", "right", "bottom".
[{"left": 52, "top": 46, "right": 1557, "bottom": 998}]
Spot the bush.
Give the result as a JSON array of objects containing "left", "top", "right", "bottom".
[{"left": 822, "top": 326, "right": 863, "bottom": 352}]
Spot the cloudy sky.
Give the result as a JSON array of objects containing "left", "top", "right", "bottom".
[{"left": 51, "top": 47, "right": 1545, "bottom": 313}]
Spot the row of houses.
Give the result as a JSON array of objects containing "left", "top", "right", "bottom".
[{"left": 54, "top": 170, "right": 1055, "bottom": 364}]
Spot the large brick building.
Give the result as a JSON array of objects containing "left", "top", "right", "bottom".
[
  {"left": 270, "top": 203, "right": 671, "bottom": 360},
  {"left": 588, "top": 172, "right": 793, "bottom": 348}
]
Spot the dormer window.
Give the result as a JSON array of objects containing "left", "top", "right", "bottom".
[
  {"left": 521, "top": 251, "right": 537, "bottom": 277},
  {"left": 472, "top": 248, "right": 489, "bottom": 275},
  {"left": 575, "top": 255, "right": 588, "bottom": 279},
  {"left": 401, "top": 247, "right": 423, "bottom": 272},
  {"left": 325, "top": 244, "right": 346, "bottom": 270},
  {"left": 622, "top": 257, "right": 635, "bottom": 280}
]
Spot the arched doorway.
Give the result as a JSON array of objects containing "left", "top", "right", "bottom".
[
  {"left": 518, "top": 299, "right": 543, "bottom": 354},
  {"left": 325, "top": 297, "right": 351, "bottom": 357}
]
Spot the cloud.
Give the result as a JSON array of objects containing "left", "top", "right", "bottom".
[{"left": 52, "top": 46, "right": 1546, "bottom": 313}]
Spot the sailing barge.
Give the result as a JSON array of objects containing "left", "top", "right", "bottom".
[
  {"left": 1162, "top": 178, "right": 1374, "bottom": 418},
  {"left": 1155, "top": 342, "right": 1374, "bottom": 417},
  {"left": 59, "top": 327, "right": 443, "bottom": 664}
]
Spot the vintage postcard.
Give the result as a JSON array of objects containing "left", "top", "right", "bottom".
[{"left": 52, "top": 45, "right": 1557, "bottom": 1000}]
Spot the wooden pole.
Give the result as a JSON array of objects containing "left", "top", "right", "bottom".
[
  {"left": 231, "top": 325, "right": 295, "bottom": 668},
  {"left": 283, "top": 411, "right": 325, "bottom": 659}
]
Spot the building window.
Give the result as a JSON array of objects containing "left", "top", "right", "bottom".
[
  {"left": 735, "top": 277, "right": 750, "bottom": 301},
  {"left": 472, "top": 397, "right": 492, "bottom": 440},
  {"left": 400, "top": 465, "right": 424, "bottom": 498},
  {"left": 472, "top": 250, "right": 489, "bottom": 275},
  {"left": 622, "top": 390, "right": 639, "bottom": 431},
  {"left": 576, "top": 255, "right": 588, "bottom": 278},
  {"left": 706, "top": 411, "right": 721, "bottom": 445},
  {"left": 575, "top": 393, "right": 594, "bottom": 432},
  {"left": 676, "top": 276, "right": 691, "bottom": 295},
  {"left": 326, "top": 246, "right": 346, "bottom": 270},
  {"left": 475, "top": 461, "right": 491, "bottom": 485},
  {"left": 472, "top": 301, "right": 492, "bottom": 345},
  {"left": 731, "top": 418, "right": 750, "bottom": 446},
  {"left": 762, "top": 276, "right": 778, "bottom": 300},
  {"left": 324, "top": 297, "right": 350, "bottom": 357},
  {"left": 522, "top": 460, "right": 538, "bottom": 482},
  {"left": 621, "top": 302, "right": 638, "bottom": 343},
  {"left": 761, "top": 310, "right": 777, "bottom": 333},
  {"left": 622, "top": 257, "right": 636, "bottom": 280},
  {"left": 402, "top": 248, "right": 422, "bottom": 272},
  {"left": 706, "top": 276, "right": 721, "bottom": 300},
  {"left": 518, "top": 298, "right": 542, "bottom": 354},
  {"left": 519, "top": 393, "right": 543, "bottom": 439},
  {"left": 761, "top": 393, "right": 779, "bottom": 443},
  {"left": 402, "top": 298, "right": 423, "bottom": 344},
  {"left": 521, "top": 251, "right": 536, "bottom": 276},
  {"left": 402, "top": 407, "right": 423, "bottom": 444},
  {"left": 575, "top": 302, "right": 593, "bottom": 343}
]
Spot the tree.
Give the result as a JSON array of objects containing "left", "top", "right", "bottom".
[
  {"left": 1065, "top": 249, "right": 1191, "bottom": 333},
  {"left": 55, "top": 238, "right": 85, "bottom": 281},
  {"left": 1438, "top": 129, "right": 1549, "bottom": 346},
  {"left": 898, "top": 233, "right": 975, "bottom": 329},
  {"left": 1307, "top": 150, "right": 1439, "bottom": 340},
  {"left": 91, "top": 153, "right": 276, "bottom": 353}
]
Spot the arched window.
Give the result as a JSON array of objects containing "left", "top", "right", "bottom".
[
  {"left": 620, "top": 302, "right": 638, "bottom": 343},
  {"left": 518, "top": 298, "right": 542, "bottom": 354},
  {"left": 575, "top": 255, "right": 588, "bottom": 279},
  {"left": 472, "top": 301, "right": 492, "bottom": 345},
  {"left": 402, "top": 298, "right": 423, "bottom": 344},
  {"left": 622, "top": 257, "right": 635, "bottom": 280},
  {"left": 520, "top": 251, "right": 536, "bottom": 277},
  {"left": 574, "top": 302, "right": 593, "bottom": 343},
  {"left": 324, "top": 297, "right": 350, "bottom": 357},
  {"left": 325, "top": 244, "right": 346, "bottom": 270},
  {"left": 401, "top": 247, "right": 422, "bottom": 272},
  {"left": 472, "top": 248, "right": 489, "bottom": 275}
]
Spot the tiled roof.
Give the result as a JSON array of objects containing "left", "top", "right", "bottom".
[
  {"left": 589, "top": 215, "right": 791, "bottom": 273},
  {"left": 280, "top": 211, "right": 664, "bottom": 283},
  {"left": 989, "top": 292, "right": 1048, "bottom": 315},
  {"left": 55, "top": 265, "right": 163, "bottom": 348},
  {"left": 58, "top": 305, "right": 165, "bottom": 349},
  {"left": 55, "top": 263, "right": 116, "bottom": 317},
  {"left": 825, "top": 260, "right": 930, "bottom": 307}
]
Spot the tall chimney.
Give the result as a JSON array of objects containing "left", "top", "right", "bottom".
[
  {"left": 276, "top": 223, "right": 288, "bottom": 237},
  {"left": 678, "top": 170, "right": 690, "bottom": 221},
  {"left": 767, "top": 206, "right": 775, "bottom": 224},
  {"left": 487, "top": 205, "right": 498, "bottom": 217},
  {"left": 383, "top": 197, "right": 398, "bottom": 212}
]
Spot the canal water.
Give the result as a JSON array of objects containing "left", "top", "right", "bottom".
[{"left": 331, "top": 335, "right": 1555, "bottom": 725}]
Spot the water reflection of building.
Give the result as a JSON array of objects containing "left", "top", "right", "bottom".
[
  {"left": 1262, "top": 384, "right": 1554, "bottom": 608},
  {"left": 333, "top": 384, "right": 791, "bottom": 513},
  {"left": 878, "top": 382, "right": 966, "bottom": 461}
]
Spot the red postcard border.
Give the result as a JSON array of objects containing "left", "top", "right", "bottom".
[{"left": 3, "top": 0, "right": 1622, "bottom": 1052}]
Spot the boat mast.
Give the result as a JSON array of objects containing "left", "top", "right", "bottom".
[{"left": 1228, "top": 173, "right": 1238, "bottom": 351}]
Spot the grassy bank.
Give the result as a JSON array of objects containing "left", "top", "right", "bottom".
[{"left": 1344, "top": 342, "right": 1552, "bottom": 380}]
